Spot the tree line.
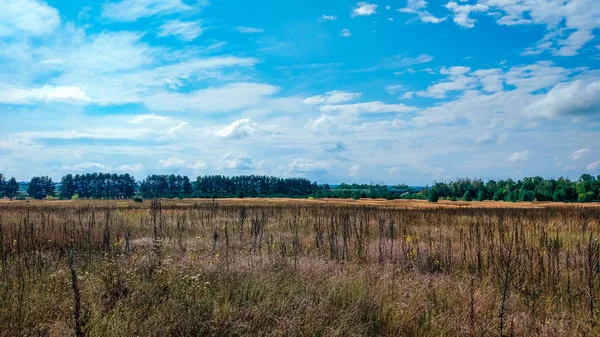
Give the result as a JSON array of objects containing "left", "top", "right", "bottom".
[
  {"left": 0, "top": 174, "right": 20, "bottom": 199},
  {"left": 140, "top": 174, "right": 317, "bottom": 198},
  {"left": 4, "top": 172, "right": 600, "bottom": 203},
  {"left": 426, "top": 174, "right": 600, "bottom": 203}
]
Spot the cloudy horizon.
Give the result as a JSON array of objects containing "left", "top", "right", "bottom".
[{"left": 0, "top": 0, "right": 599, "bottom": 185}]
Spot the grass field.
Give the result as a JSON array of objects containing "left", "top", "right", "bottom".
[{"left": 1, "top": 199, "right": 600, "bottom": 336}]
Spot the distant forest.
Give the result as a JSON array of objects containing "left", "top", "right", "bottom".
[{"left": 0, "top": 172, "right": 599, "bottom": 203}]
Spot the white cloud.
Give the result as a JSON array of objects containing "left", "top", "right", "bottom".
[
  {"left": 0, "top": 0, "right": 60, "bottom": 36},
  {"left": 102, "top": 0, "right": 194, "bottom": 22},
  {"left": 158, "top": 157, "right": 186, "bottom": 168},
  {"left": 445, "top": 2, "right": 489, "bottom": 28},
  {"left": 348, "top": 164, "right": 362, "bottom": 177},
  {"left": 352, "top": 2, "right": 378, "bottom": 17},
  {"left": 443, "top": 0, "right": 600, "bottom": 56},
  {"left": 144, "top": 83, "right": 280, "bottom": 112},
  {"left": 303, "top": 90, "right": 361, "bottom": 105},
  {"left": 158, "top": 20, "right": 203, "bottom": 41},
  {"left": 508, "top": 150, "right": 530, "bottom": 163},
  {"left": 166, "top": 122, "right": 190, "bottom": 136},
  {"left": 526, "top": 80, "right": 600, "bottom": 118},
  {"left": 188, "top": 161, "right": 207, "bottom": 170},
  {"left": 587, "top": 160, "right": 600, "bottom": 171},
  {"left": 116, "top": 163, "right": 144, "bottom": 172},
  {"left": 215, "top": 118, "right": 258, "bottom": 139},
  {"left": 386, "top": 85, "right": 404, "bottom": 94},
  {"left": 441, "top": 66, "right": 471, "bottom": 76},
  {"left": 220, "top": 154, "right": 253, "bottom": 170},
  {"left": 321, "top": 101, "right": 417, "bottom": 114},
  {"left": 401, "top": 92, "right": 414, "bottom": 99},
  {"left": 418, "top": 75, "right": 477, "bottom": 98},
  {"left": 235, "top": 26, "right": 265, "bottom": 33},
  {"left": 355, "top": 54, "right": 433, "bottom": 72},
  {"left": 0, "top": 85, "right": 89, "bottom": 104},
  {"left": 128, "top": 114, "right": 169, "bottom": 124},
  {"left": 66, "top": 162, "right": 109, "bottom": 171},
  {"left": 570, "top": 148, "right": 592, "bottom": 160},
  {"left": 398, "top": 0, "right": 446, "bottom": 24},
  {"left": 319, "top": 15, "right": 338, "bottom": 21},
  {"left": 341, "top": 29, "right": 352, "bottom": 37},
  {"left": 285, "top": 158, "right": 330, "bottom": 174}
]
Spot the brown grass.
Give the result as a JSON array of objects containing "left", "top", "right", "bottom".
[{"left": 1, "top": 199, "right": 599, "bottom": 336}]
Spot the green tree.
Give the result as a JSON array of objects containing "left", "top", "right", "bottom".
[
  {"left": 427, "top": 186, "right": 440, "bottom": 202},
  {"left": 0, "top": 173, "right": 5, "bottom": 197},
  {"left": 5, "top": 177, "right": 19, "bottom": 200},
  {"left": 59, "top": 174, "right": 76, "bottom": 199},
  {"left": 27, "top": 176, "right": 55, "bottom": 199}
]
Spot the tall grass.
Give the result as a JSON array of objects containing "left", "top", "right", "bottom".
[{"left": 0, "top": 200, "right": 599, "bottom": 336}]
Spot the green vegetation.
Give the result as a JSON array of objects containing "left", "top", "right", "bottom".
[
  {"left": 59, "top": 173, "right": 137, "bottom": 199},
  {"left": 1, "top": 200, "right": 599, "bottom": 336},
  {"left": 0, "top": 174, "right": 19, "bottom": 200},
  {"left": 4, "top": 172, "right": 600, "bottom": 203},
  {"left": 427, "top": 174, "right": 600, "bottom": 203}
]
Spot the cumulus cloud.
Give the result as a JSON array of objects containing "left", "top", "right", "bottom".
[
  {"left": 65, "top": 162, "right": 109, "bottom": 171},
  {"left": 215, "top": 118, "right": 258, "bottom": 139},
  {"left": 526, "top": 80, "right": 600, "bottom": 118},
  {"left": 352, "top": 2, "right": 378, "bottom": 17},
  {"left": 0, "top": 0, "right": 60, "bottom": 36},
  {"left": 571, "top": 148, "right": 592, "bottom": 160},
  {"left": 348, "top": 164, "right": 362, "bottom": 177},
  {"left": 157, "top": 158, "right": 186, "bottom": 168},
  {"left": 0, "top": 85, "right": 89, "bottom": 104},
  {"left": 116, "top": 163, "right": 144, "bottom": 172},
  {"left": 303, "top": 90, "right": 361, "bottom": 105},
  {"left": 285, "top": 158, "right": 330, "bottom": 174},
  {"left": 445, "top": 2, "right": 489, "bottom": 28},
  {"left": 219, "top": 154, "right": 253, "bottom": 170},
  {"left": 158, "top": 20, "right": 203, "bottom": 41},
  {"left": 441, "top": 0, "right": 600, "bottom": 56},
  {"left": 341, "top": 29, "right": 352, "bottom": 37},
  {"left": 508, "top": 150, "right": 530, "bottom": 163}
]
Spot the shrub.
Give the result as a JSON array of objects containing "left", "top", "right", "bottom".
[
  {"left": 71, "top": 194, "right": 80, "bottom": 201},
  {"left": 133, "top": 196, "right": 143, "bottom": 203}
]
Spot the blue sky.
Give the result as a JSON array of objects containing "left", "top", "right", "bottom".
[{"left": 0, "top": 0, "right": 599, "bottom": 185}]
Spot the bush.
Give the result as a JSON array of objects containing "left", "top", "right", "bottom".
[
  {"left": 71, "top": 194, "right": 80, "bottom": 201},
  {"left": 578, "top": 192, "right": 595, "bottom": 203},
  {"left": 133, "top": 196, "right": 143, "bottom": 203}
]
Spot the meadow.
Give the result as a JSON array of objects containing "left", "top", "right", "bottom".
[{"left": 1, "top": 199, "right": 600, "bottom": 336}]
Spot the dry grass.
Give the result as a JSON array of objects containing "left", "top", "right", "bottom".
[{"left": 1, "top": 199, "right": 600, "bottom": 336}]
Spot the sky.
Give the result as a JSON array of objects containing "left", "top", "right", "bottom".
[{"left": 0, "top": 0, "right": 599, "bottom": 185}]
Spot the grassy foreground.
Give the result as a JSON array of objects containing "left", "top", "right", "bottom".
[{"left": 1, "top": 199, "right": 600, "bottom": 336}]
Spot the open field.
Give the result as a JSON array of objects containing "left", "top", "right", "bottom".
[{"left": 1, "top": 199, "right": 600, "bottom": 336}]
